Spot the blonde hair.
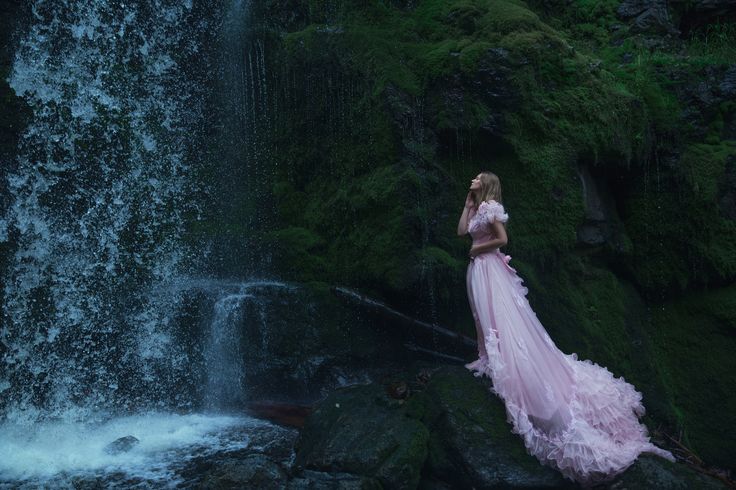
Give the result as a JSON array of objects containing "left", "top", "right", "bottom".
[{"left": 473, "top": 171, "right": 503, "bottom": 207}]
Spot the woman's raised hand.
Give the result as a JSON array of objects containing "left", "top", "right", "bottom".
[{"left": 465, "top": 191, "right": 475, "bottom": 209}]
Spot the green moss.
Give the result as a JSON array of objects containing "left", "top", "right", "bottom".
[
  {"left": 621, "top": 140, "right": 736, "bottom": 294},
  {"left": 457, "top": 40, "right": 492, "bottom": 73},
  {"left": 477, "top": 0, "right": 546, "bottom": 36},
  {"left": 647, "top": 286, "right": 736, "bottom": 469},
  {"left": 680, "top": 142, "right": 736, "bottom": 201}
]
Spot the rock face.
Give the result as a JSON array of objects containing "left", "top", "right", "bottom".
[
  {"left": 185, "top": 282, "right": 474, "bottom": 406},
  {"left": 616, "top": 0, "right": 680, "bottom": 34},
  {"left": 608, "top": 455, "right": 727, "bottom": 489}
]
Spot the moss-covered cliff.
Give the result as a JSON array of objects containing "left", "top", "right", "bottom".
[{"left": 189, "top": 0, "right": 736, "bottom": 472}]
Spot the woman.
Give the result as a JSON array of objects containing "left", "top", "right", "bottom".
[{"left": 458, "top": 171, "right": 675, "bottom": 485}]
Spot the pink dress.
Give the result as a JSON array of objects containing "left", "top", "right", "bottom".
[{"left": 464, "top": 200, "right": 675, "bottom": 485}]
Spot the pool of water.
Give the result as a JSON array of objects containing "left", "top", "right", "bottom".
[{"left": 0, "top": 412, "right": 295, "bottom": 488}]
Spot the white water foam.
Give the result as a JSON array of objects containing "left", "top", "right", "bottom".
[{"left": 0, "top": 413, "right": 264, "bottom": 485}]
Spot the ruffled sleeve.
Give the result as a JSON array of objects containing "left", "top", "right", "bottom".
[{"left": 478, "top": 200, "right": 509, "bottom": 224}]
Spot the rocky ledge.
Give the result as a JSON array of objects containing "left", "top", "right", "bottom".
[
  {"left": 289, "top": 362, "right": 726, "bottom": 490},
  {"left": 69, "top": 362, "right": 727, "bottom": 489}
]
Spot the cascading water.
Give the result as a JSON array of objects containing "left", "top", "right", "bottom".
[
  {"left": 203, "top": 291, "right": 249, "bottom": 409},
  {"left": 0, "top": 1, "right": 293, "bottom": 486},
  {"left": 0, "top": 0, "right": 215, "bottom": 419}
]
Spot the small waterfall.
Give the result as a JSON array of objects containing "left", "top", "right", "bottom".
[
  {"left": 203, "top": 291, "right": 249, "bottom": 409},
  {"left": 197, "top": 279, "right": 292, "bottom": 411}
]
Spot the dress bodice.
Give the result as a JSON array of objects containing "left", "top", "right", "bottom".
[{"left": 468, "top": 200, "right": 509, "bottom": 244}]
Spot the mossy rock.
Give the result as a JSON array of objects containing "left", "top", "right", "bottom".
[
  {"left": 607, "top": 455, "right": 728, "bottom": 489},
  {"left": 419, "top": 365, "right": 571, "bottom": 488},
  {"left": 199, "top": 455, "right": 288, "bottom": 490},
  {"left": 293, "top": 382, "right": 430, "bottom": 489},
  {"left": 647, "top": 285, "right": 736, "bottom": 471}
]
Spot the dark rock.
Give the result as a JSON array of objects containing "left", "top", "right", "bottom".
[
  {"left": 718, "top": 156, "right": 736, "bottom": 221},
  {"left": 199, "top": 454, "right": 288, "bottom": 490},
  {"left": 104, "top": 435, "right": 140, "bottom": 455},
  {"left": 661, "top": 63, "right": 736, "bottom": 141},
  {"left": 174, "top": 423, "right": 299, "bottom": 487},
  {"left": 185, "top": 282, "right": 449, "bottom": 406},
  {"left": 287, "top": 469, "right": 382, "bottom": 489},
  {"left": 294, "top": 364, "right": 571, "bottom": 489},
  {"left": 430, "top": 47, "right": 516, "bottom": 139},
  {"left": 616, "top": 0, "right": 680, "bottom": 35},
  {"left": 718, "top": 65, "right": 736, "bottom": 98},
  {"left": 677, "top": 1, "right": 736, "bottom": 35},
  {"left": 291, "top": 363, "right": 727, "bottom": 489},
  {"left": 293, "top": 382, "right": 430, "bottom": 489},
  {"left": 575, "top": 165, "right": 630, "bottom": 253},
  {"left": 419, "top": 366, "right": 570, "bottom": 489},
  {"left": 607, "top": 455, "right": 729, "bottom": 489}
]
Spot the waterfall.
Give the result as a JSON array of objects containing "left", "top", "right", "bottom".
[
  {"left": 203, "top": 291, "right": 249, "bottom": 409},
  {"left": 0, "top": 0, "right": 306, "bottom": 485},
  {"left": 0, "top": 0, "right": 223, "bottom": 420}
]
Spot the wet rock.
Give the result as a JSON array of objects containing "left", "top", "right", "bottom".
[
  {"left": 575, "top": 164, "right": 630, "bottom": 252},
  {"left": 291, "top": 363, "right": 728, "bottom": 489},
  {"left": 293, "top": 382, "right": 430, "bottom": 489},
  {"left": 104, "top": 435, "right": 140, "bottom": 455},
  {"left": 287, "top": 469, "right": 382, "bottom": 489},
  {"left": 419, "top": 366, "right": 570, "bottom": 489},
  {"left": 608, "top": 455, "right": 729, "bottom": 489},
  {"left": 294, "top": 363, "right": 569, "bottom": 489},
  {"left": 183, "top": 282, "right": 435, "bottom": 406},
  {"left": 719, "top": 156, "right": 736, "bottom": 221},
  {"left": 677, "top": 1, "right": 736, "bottom": 35},
  {"left": 616, "top": 0, "right": 679, "bottom": 35},
  {"left": 199, "top": 454, "right": 288, "bottom": 490}
]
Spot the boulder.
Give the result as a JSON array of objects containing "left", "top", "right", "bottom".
[
  {"left": 418, "top": 366, "right": 570, "bottom": 489},
  {"left": 103, "top": 435, "right": 140, "bottom": 455},
  {"left": 608, "top": 455, "right": 728, "bottom": 489},
  {"left": 293, "top": 381, "right": 430, "bottom": 489},
  {"left": 199, "top": 454, "right": 288, "bottom": 490}
]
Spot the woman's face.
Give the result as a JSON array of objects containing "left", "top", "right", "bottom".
[{"left": 470, "top": 174, "right": 482, "bottom": 191}]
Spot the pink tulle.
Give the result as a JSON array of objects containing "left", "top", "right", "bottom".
[{"left": 464, "top": 200, "right": 675, "bottom": 485}]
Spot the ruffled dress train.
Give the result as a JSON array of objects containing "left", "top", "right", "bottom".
[{"left": 463, "top": 200, "right": 675, "bottom": 485}]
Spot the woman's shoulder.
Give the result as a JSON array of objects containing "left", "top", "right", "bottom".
[
  {"left": 480, "top": 199, "right": 503, "bottom": 208},
  {"left": 479, "top": 199, "right": 509, "bottom": 222}
]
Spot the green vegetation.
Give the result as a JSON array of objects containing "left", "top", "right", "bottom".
[{"left": 648, "top": 285, "right": 736, "bottom": 470}]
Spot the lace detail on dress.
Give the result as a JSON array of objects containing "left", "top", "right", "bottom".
[
  {"left": 544, "top": 381, "right": 555, "bottom": 404},
  {"left": 468, "top": 200, "right": 509, "bottom": 234}
]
